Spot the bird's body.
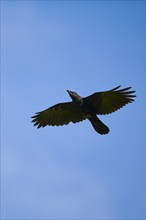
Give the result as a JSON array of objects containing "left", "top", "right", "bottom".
[{"left": 31, "top": 86, "right": 136, "bottom": 135}]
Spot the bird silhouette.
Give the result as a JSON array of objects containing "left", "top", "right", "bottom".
[{"left": 31, "top": 86, "right": 136, "bottom": 135}]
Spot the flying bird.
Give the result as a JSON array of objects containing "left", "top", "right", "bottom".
[{"left": 31, "top": 86, "right": 136, "bottom": 135}]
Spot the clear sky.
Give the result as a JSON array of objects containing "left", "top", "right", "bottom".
[{"left": 1, "top": 1, "right": 145, "bottom": 219}]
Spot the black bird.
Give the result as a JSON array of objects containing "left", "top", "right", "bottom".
[{"left": 31, "top": 86, "right": 136, "bottom": 135}]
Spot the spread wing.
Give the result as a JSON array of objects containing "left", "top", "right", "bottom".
[
  {"left": 31, "top": 102, "right": 86, "bottom": 128},
  {"left": 84, "top": 86, "right": 136, "bottom": 115}
]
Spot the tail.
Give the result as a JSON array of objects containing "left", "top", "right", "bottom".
[{"left": 88, "top": 116, "right": 110, "bottom": 135}]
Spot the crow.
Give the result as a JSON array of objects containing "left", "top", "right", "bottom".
[{"left": 31, "top": 86, "right": 136, "bottom": 135}]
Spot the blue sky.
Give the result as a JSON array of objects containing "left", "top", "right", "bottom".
[{"left": 1, "top": 1, "right": 145, "bottom": 219}]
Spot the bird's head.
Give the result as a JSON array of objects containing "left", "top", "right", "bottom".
[{"left": 67, "top": 90, "right": 82, "bottom": 103}]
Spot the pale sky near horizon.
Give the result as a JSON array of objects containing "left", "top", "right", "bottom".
[{"left": 1, "top": 1, "right": 145, "bottom": 219}]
